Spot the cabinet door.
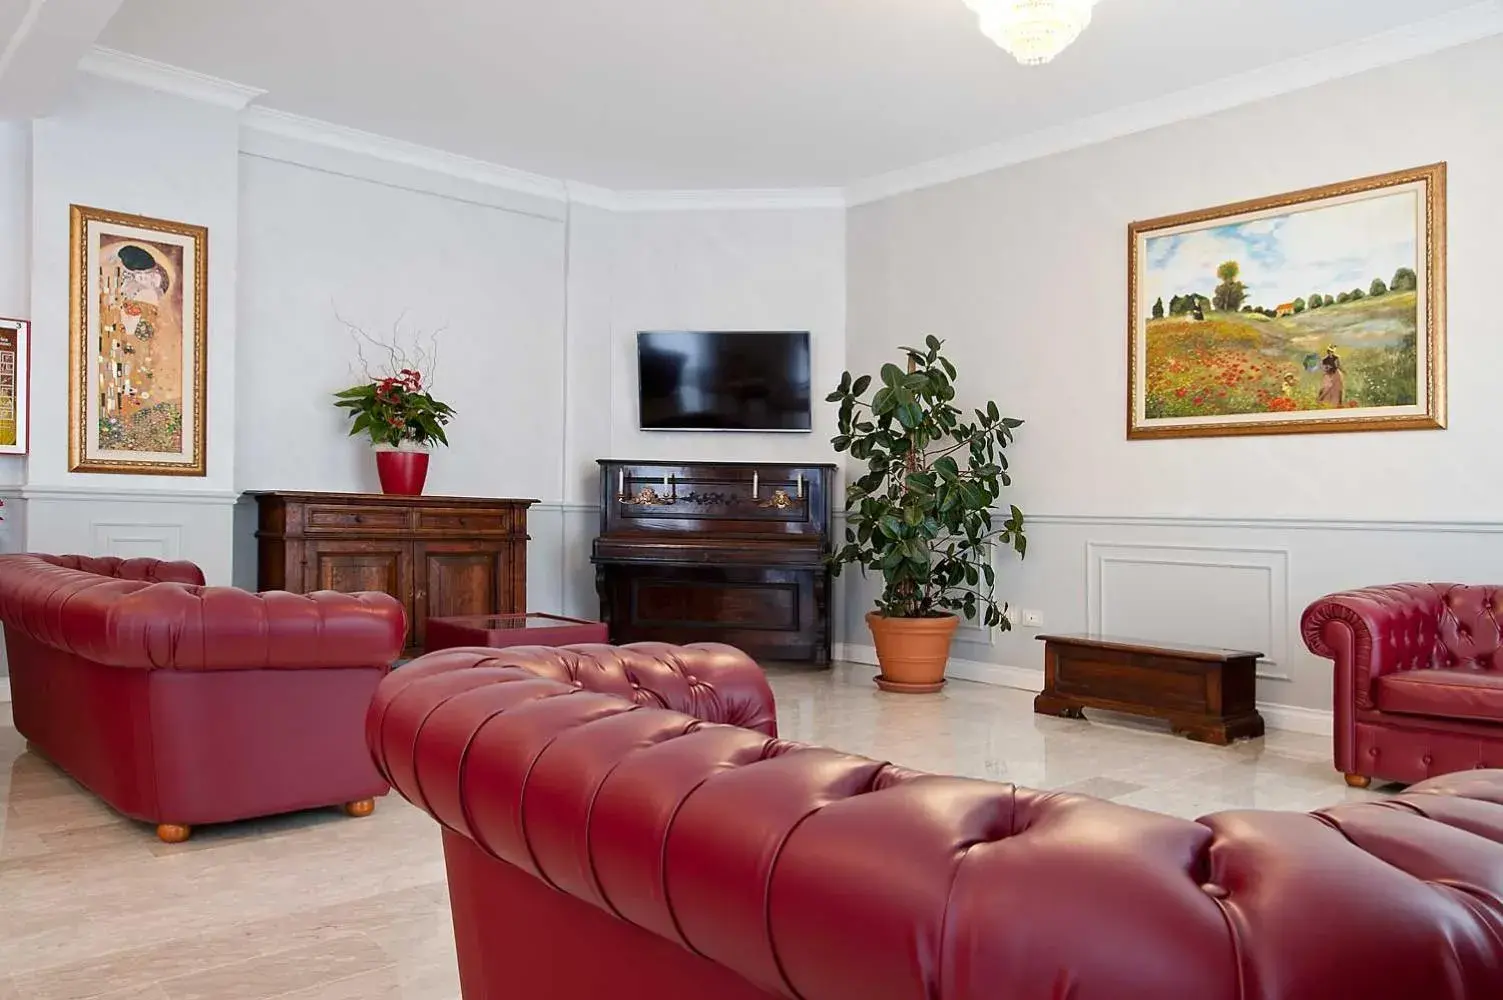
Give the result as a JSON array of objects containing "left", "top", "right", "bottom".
[
  {"left": 413, "top": 541, "right": 517, "bottom": 648},
  {"left": 305, "top": 539, "right": 415, "bottom": 647}
]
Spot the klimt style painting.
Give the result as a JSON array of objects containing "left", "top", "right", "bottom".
[
  {"left": 70, "top": 206, "right": 207, "bottom": 474},
  {"left": 1128, "top": 164, "right": 1445, "bottom": 439}
]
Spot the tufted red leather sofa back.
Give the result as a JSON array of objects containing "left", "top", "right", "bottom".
[
  {"left": 373, "top": 649, "right": 1503, "bottom": 1000},
  {"left": 0, "top": 553, "right": 404, "bottom": 670},
  {"left": 37, "top": 553, "right": 207, "bottom": 585}
]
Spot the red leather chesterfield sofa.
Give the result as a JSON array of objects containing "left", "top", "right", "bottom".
[
  {"left": 1303, "top": 583, "right": 1503, "bottom": 787},
  {"left": 0, "top": 553, "right": 405, "bottom": 842},
  {"left": 371, "top": 644, "right": 1503, "bottom": 1000}
]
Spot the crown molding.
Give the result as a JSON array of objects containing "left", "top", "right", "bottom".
[
  {"left": 83, "top": 1, "right": 1503, "bottom": 212},
  {"left": 569, "top": 184, "right": 846, "bottom": 212},
  {"left": 846, "top": 0, "right": 1503, "bottom": 206},
  {"left": 240, "top": 108, "right": 844, "bottom": 210},
  {"left": 240, "top": 106, "right": 571, "bottom": 202},
  {"left": 78, "top": 46, "right": 266, "bottom": 110}
]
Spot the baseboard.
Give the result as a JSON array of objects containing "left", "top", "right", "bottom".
[
  {"left": 0, "top": 677, "right": 10, "bottom": 704},
  {"left": 833, "top": 643, "right": 1333, "bottom": 737},
  {"left": 1253, "top": 702, "right": 1335, "bottom": 737}
]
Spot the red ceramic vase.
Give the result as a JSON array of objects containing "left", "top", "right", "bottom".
[{"left": 375, "top": 450, "right": 430, "bottom": 496}]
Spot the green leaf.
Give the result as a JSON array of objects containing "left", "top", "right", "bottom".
[
  {"left": 925, "top": 334, "right": 942, "bottom": 351},
  {"left": 880, "top": 363, "right": 905, "bottom": 388},
  {"left": 852, "top": 374, "right": 872, "bottom": 396},
  {"left": 934, "top": 456, "right": 960, "bottom": 482}
]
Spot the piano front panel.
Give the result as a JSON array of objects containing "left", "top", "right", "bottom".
[{"left": 605, "top": 566, "right": 818, "bottom": 663}]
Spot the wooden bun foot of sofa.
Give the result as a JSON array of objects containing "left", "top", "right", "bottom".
[
  {"left": 156, "top": 824, "right": 192, "bottom": 844},
  {"left": 342, "top": 798, "right": 376, "bottom": 818},
  {"left": 1344, "top": 773, "right": 1373, "bottom": 789}
]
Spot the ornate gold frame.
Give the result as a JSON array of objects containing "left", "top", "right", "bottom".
[
  {"left": 1127, "top": 163, "right": 1446, "bottom": 440},
  {"left": 69, "top": 205, "right": 209, "bottom": 475}
]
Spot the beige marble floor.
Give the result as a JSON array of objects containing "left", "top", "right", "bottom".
[{"left": 0, "top": 665, "right": 1386, "bottom": 999}]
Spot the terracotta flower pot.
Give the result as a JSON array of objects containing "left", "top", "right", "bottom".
[
  {"left": 866, "top": 611, "right": 959, "bottom": 694},
  {"left": 375, "top": 449, "right": 430, "bottom": 496}
]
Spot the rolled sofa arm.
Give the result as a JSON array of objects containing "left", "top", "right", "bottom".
[{"left": 1301, "top": 584, "right": 1449, "bottom": 708}]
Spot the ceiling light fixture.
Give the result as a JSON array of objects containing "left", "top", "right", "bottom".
[{"left": 962, "top": 0, "right": 1100, "bottom": 66}]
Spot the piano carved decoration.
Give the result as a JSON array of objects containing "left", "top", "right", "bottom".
[{"left": 593, "top": 460, "right": 836, "bottom": 665}]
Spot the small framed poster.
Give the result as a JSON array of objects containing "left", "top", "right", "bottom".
[{"left": 0, "top": 317, "right": 29, "bottom": 455}]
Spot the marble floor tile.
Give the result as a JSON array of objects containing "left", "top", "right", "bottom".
[{"left": 0, "top": 663, "right": 1377, "bottom": 998}]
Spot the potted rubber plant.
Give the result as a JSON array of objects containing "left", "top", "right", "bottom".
[{"left": 828, "top": 336, "right": 1026, "bottom": 692}]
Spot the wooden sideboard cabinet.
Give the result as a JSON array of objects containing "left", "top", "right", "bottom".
[{"left": 248, "top": 491, "right": 536, "bottom": 655}]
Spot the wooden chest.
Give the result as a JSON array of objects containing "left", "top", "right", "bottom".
[{"left": 1034, "top": 633, "right": 1266, "bottom": 745}]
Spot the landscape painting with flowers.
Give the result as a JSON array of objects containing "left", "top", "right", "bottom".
[{"left": 1128, "top": 164, "right": 1446, "bottom": 439}]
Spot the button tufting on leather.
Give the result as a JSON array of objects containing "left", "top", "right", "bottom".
[
  {"left": 1200, "top": 883, "right": 1230, "bottom": 899},
  {"left": 1422, "top": 754, "right": 1433, "bottom": 765},
  {"left": 1369, "top": 748, "right": 1379, "bottom": 757},
  {"left": 686, "top": 675, "right": 698, "bottom": 684}
]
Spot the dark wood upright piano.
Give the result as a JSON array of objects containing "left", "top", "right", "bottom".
[{"left": 593, "top": 460, "right": 836, "bottom": 665}]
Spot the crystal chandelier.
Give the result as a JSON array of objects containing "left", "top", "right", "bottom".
[{"left": 962, "top": 0, "right": 1100, "bottom": 66}]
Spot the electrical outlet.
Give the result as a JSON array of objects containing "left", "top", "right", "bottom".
[{"left": 1018, "top": 609, "right": 1044, "bottom": 628}]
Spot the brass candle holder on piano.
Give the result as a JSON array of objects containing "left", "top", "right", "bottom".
[{"left": 616, "top": 469, "right": 808, "bottom": 510}]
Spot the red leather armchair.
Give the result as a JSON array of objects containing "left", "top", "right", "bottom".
[
  {"left": 371, "top": 644, "right": 1503, "bottom": 1000},
  {"left": 1303, "top": 583, "right": 1503, "bottom": 787},
  {"left": 0, "top": 553, "right": 406, "bottom": 841}
]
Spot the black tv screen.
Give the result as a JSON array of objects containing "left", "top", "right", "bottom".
[{"left": 637, "top": 331, "right": 812, "bottom": 432}]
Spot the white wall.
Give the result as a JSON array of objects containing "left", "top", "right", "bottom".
[
  {"left": 563, "top": 206, "right": 847, "bottom": 502},
  {"left": 15, "top": 76, "right": 242, "bottom": 584},
  {"left": 844, "top": 36, "right": 1503, "bottom": 715},
  {"left": 555, "top": 205, "right": 848, "bottom": 618},
  {"left": 0, "top": 121, "right": 28, "bottom": 495},
  {"left": 235, "top": 154, "right": 567, "bottom": 502}
]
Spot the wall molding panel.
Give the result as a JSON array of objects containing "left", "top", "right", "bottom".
[
  {"left": 17, "top": 493, "right": 236, "bottom": 585},
  {"left": 1086, "top": 542, "right": 1292, "bottom": 683},
  {"left": 89, "top": 522, "right": 184, "bottom": 561}
]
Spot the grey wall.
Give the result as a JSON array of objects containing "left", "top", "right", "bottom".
[{"left": 843, "top": 36, "right": 1503, "bottom": 716}]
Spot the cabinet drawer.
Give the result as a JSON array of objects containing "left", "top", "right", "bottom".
[
  {"left": 416, "top": 508, "right": 511, "bottom": 534},
  {"left": 305, "top": 505, "right": 409, "bottom": 532}
]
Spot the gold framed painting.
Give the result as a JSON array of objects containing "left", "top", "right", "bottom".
[
  {"left": 0, "top": 317, "right": 29, "bottom": 455},
  {"left": 1128, "top": 163, "right": 1446, "bottom": 440},
  {"left": 69, "top": 205, "right": 208, "bottom": 474}
]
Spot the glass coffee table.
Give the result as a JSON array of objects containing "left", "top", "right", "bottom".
[{"left": 423, "top": 612, "right": 609, "bottom": 654}]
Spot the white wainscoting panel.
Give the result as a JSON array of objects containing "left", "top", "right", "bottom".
[
  {"left": 18, "top": 488, "right": 238, "bottom": 584},
  {"left": 1086, "top": 542, "right": 1292, "bottom": 683},
  {"left": 89, "top": 522, "right": 184, "bottom": 560}
]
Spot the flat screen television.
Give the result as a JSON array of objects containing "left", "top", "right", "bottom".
[{"left": 637, "top": 331, "right": 812, "bottom": 432}]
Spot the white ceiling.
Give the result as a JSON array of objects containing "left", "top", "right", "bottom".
[{"left": 97, "top": 0, "right": 1489, "bottom": 190}]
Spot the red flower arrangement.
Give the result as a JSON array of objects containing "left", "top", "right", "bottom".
[{"left": 332, "top": 313, "right": 456, "bottom": 449}]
